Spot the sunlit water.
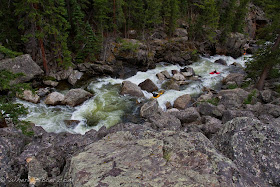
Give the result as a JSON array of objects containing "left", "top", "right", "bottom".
[{"left": 18, "top": 55, "right": 251, "bottom": 134}]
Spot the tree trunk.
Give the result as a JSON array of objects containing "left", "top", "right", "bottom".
[
  {"left": 33, "top": 3, "right": 49, "bottom": 75},
  {"left": 256, "top": 33, "right": 280, "bottom": 90}
]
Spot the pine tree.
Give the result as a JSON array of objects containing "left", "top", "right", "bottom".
[
  {"left": 232, "top": 0, "right": 250, "bottom": 33},
  {"left": 144, "top": 0, "right": 162, "bottom": 29}
]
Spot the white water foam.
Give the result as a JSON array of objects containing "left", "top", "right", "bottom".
[{"left": 19, "top": 55, "right": 249, "bottom": 134}]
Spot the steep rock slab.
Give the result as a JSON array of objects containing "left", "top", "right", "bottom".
[
  {"left": 63, "top": 89, "right": 93, "bottom": 107},
  {"left": 0, "top": 54, "right": 44, "bottom": 83},
  {"left": 120, "top": 81, "right": 144, "bottom": 97},
  {"left": 212, "top": 117, "right": 280, "bottom": 186},
  {"left": 65, "top": 130, "right": 266, "bottom": 187}
]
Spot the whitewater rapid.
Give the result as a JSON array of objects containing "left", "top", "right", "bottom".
[{"left": 18, "top": 54, "right": 251, "bottom": 134}]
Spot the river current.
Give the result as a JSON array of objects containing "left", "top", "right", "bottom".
[{"left": 17, "top": 55, "right": 250, "bottom": 134}]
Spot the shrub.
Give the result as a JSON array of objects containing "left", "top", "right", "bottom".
[{"left": 243, "top": 90, "right": 257, "bottom": 104}]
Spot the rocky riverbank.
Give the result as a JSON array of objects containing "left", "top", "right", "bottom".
[{"left": 1, "top": 68, "right": 280, "bottom": 186}]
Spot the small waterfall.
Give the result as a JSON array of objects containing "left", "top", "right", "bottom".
[{"left": 19, "top": 55, "right": 250, "bottom": 134}]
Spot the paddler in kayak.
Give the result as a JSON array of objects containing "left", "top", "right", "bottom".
[
  {"left": 209, "top": 70, "right": 220, "bottom": 74},
  {"left": 152, "top": 90, "right": 165, "bottom": 99}
]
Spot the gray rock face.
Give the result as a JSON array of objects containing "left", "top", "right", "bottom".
[
  {"left": 66, "top": 130, "right": 265, "bottom": 187},
  {"left": 44, "top": 92, "right": 65, "bottom": 105},
  {"left": 140, "top": 99, "right": 159, "bottom": 118},
  {"left": 138, "top": 79, "right": 158, "bottom": 93},
  {"left": 173, "top": 94, "right": 191, "bottom": 110},
  {"left": 120, "top": 81, "right": 144, "bottom": 97},
  {"left": 0, "top": 54, "right": 44, "bottom": 83},
  {"left": 18, "top": 90, "right": 40, "bottom": 104},
  {"left": 63, "top": 89, "right": 93, "bottom": 107},
  {"left": 223, "top": 73, "right": 246, "bottom": 86},
  {"left": 212, "top": 117, "right": 280, "bottom": 186},
  {"left": 214, "top": 58, "right": 227, "bottom": 65}
]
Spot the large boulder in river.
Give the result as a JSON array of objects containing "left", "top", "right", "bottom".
[
  {"left": 44, "top": 92, "right": 65, "bottom": 105},
  {"left": 173, "top": 94, "right": 192, "bottom": 110},
  {"left": 214, "top": 58, "right": 227, "bottom": 66},
  {"left": 68, "top": 70, "right": 84, "bottom": 85},
  {"left": 17, "top": 90, "right": 40, "bottom": 104},
  {"left": 63, "top": 89, "right": 93, "bottom": 107},
  {"left": 65, "top": 130, "right": 265, "bottom": 186},
  {"left": 212, "top": 117, "right": 280, "bottom": 186},
  {"left": 138, "top": 79, "right": 158, "bottom": 93},
  {"left": 120, "top": 81, "right": 144, "bottom": 97},
  {"left": 0, "top": 54, "right": 44, "bottom": 83}
]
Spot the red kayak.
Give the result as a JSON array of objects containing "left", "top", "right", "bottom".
[{"left": 210, "top": 72, "right": 220, "bottom": 74}]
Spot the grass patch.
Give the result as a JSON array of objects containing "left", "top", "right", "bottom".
[
  {"left": 163, "top": 150, "right": 172, "bottom": 162},
  {"left": 243, "top": 90, "right": 257, "bottom": 104},
  {"left": 199, "top": 97, "right": 219, "bottom": 106},
  {"left": 241, "top": 81, "right": 251, "bottom": 89},
  {"left": 227, "top": 84, "right": 238, "bottom": 89}
]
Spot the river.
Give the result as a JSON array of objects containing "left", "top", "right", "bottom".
[{"left": 17, "top": 55, "right": 250, "bottom": 134}]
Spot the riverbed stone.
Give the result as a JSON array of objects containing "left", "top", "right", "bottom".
[
  {"left": 180, "top": 67, "right": 195, "bottom": 77},
  {"left": 63, "top": 89, "right": 93, "bottom": 107},
  {"left": 167, "top": 107, "right": 200, "bottom": 124},
  {"left": 223, "top": 73, "right": 246, "bottom": 86},
  {"left": 18, "top": 90, "right": 40, "bottom": 104},
  {"left": 65, "top": 130, "right": 265, "bottom": 187},
  {"left": 138, "top": 79, "right": 158, "bottom": 93},
  {"left": 156, "top": 72, "right": 165, "bottom": 81},
  {"left": 173, "top": 94, "right": 192, "bottom": 110},
  {"left": 172, "top": 73, "right": 185, "bottom": 81},
  {"left": 148, "top": 113, "right": 181, "bottom": 130},
  {"left": 120, "top": 81, "right": 144, "bottom": 97},
  {"left": 197, "top": 102, "right": 222, "bottom": 118},
  {"left": 161, "top": 70, "right": 171, "bottom": 79},
  {"left": 43, "top": 80, "right": 59, "bottom": 87},
  {"left": 140, "top": 100, "right": 159, "bottom": 118},
  {"left": 212, "top": 117, "right": 280, "bottom": 186},
  {"left": 44, "top": 92, "right": 65, "bottom": 106},
  {"left": 0, "top": 54, "right": 44, "bottom": 83},
  {"left": 214, "top": 58, "right": 227, "bottom": 65}
]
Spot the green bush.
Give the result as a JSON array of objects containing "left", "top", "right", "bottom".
[
  {"left": 200, "top": 97, "right": 219, "bottom": 106},
  {"left": 119, "top": 40, "right": 139, "bottom": 53},
  {"left": 243, "top": 90, "right": 257, "bottom": 104},
  {"left": 0, "top": 45, "right": 22, "bottom": 58}
]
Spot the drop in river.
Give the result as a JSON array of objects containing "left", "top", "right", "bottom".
[{"left": 17, "top": 55, "right": 250, "bottom": 134}]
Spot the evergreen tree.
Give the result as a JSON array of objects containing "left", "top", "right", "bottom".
[
  {"left": 144, "top": 0, "right": 162, "bottom": 29},
  {"left": 232, "top": 0, "right": 250, "bottom": 33}
]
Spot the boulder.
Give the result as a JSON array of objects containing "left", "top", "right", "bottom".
[
  {"left": 223, "top": 73, "right": 246, "bottom": 86},
  {"left": 260, "top": 89, "right": 273, "bottom": 103},
  {"left": 63, "top": 89, "right": 93, "bottom": 107},
  {"left": 197, "top": 92, "right": 213, "bottom": 102},
  {"left": 138, "top": 79, "right": 158, "bottom": 93},
  {"left": 148, "top": 113, "right": 181, "bottom": 131},
  {"left": 162, "top": 80, "right": 180, "bottom": 91},
  {"left": 218, "top": 91, "right": 244, "bottom": 109},
  {"left": 172, "top": 73, "right": 185, "bottom": 81},
  {"left": 197, "top": 102, "right": 222, "bottom": 118},
  {"left": 173, "top": 94, "right": 191, "bottom": 110},
  {"left": 212, "top": 117, "right": 280, "bottom": 186},
  {"left": 43, "top": 80, "right": 59, "bottom": 87},
  {"left": 214, "top": 59, "right": 227, "bottom": 66},
  {"left": 44, "top": 92, "right": 65, "bottom": 106},
  {"left": 27, "top": 157, "right": 48, "bottom": 187},
  {"left": 262, "top": 104, "right": 280, "bottom": 118},
  {"left": 55, "top": 67, "right": 74, "bottom": 81},
  {"left": 222, "top": 110, "right": 256, "bottom": 124},
  {"left": 68, "top": 70, "right": 84, "bottom": 85},
  {"left": 64, "top": 120, "right": 80, "bottom": 129},
  {"left": 18, "top": 90, "right": 40, "bottom": 104},
  {"left": 181, "top": 67, "right": 195, "bottom": 77},
  {"left": 140, "top": 100, "right": 159, "bottom": 118},
  {"left": 65, "top": 130, "right": 265, "bottom": 186},
  {"left": 167, "top": 107, "right": 201, "bottom": 124},
  {"left": 156, "top": 72, "right": 165, "bottom": 81},
  {"left": 36, "top": 87, "right": 51, "bottom": 97},
  {"left": 160, "top": 70, "right": 171, "bottom": 79},
  {"left": 201, "top": 116, "right": 223, "bottom": 136},
  {"left": 120, "top": 81, "right": 144, "bottom": 97},
  {"left": 0, "top": 54, "right": 44, "bottom": 83},
  {"left": 171, "top": 70, "right": 179, "bottom": 75}
]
